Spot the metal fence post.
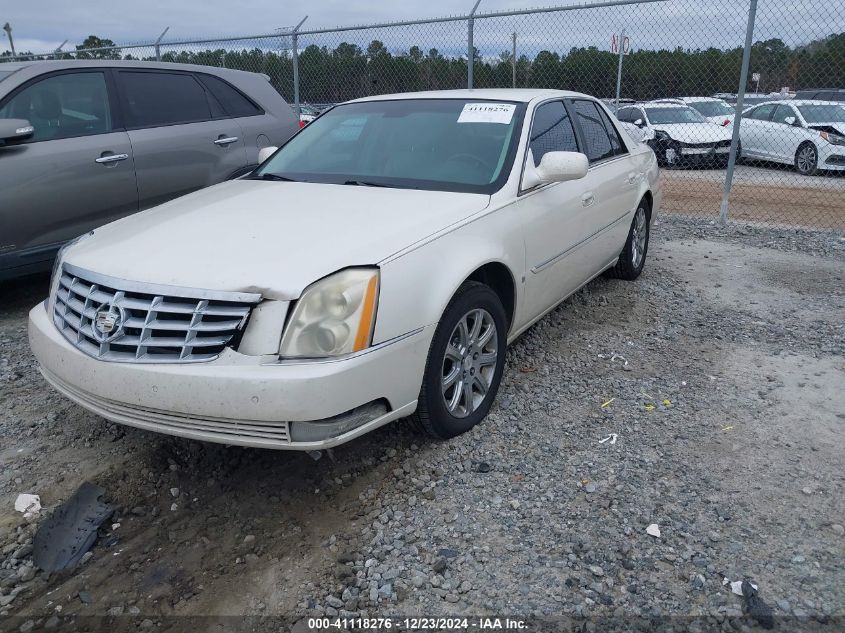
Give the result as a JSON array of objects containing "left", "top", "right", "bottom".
[
  {"left": 467, "top": 0, "right": 481, "bottom": 89},
  {"left": 154, "top": 27, "right": 170, "bottom": 61},
  {"left": 292, "top": 16, "right": 308, "bottom": 119},
  {"left": 614, "top": 28, "right": 626, "bottom": 110},
  {"left": 512, "top": 32, "right": 517, "bottom": 88},
  {"left": 719, "top": 0, "right": 758, "bottom": 225}
]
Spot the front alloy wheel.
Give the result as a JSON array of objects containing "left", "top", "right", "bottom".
[
  {"left": 795, "top": 142, "right": 819, "bottom": 176},
  {"left": 414, "top": 282, "right": 507, "bottom": 439},
  {"left": 441, "top": 308, "right": 498, "bottom": 418}
]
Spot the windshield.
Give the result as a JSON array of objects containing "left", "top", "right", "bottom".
[
  {"left": 257, "top": 99, "right": 525, "bottom": 194},
  {"left": 798, "top": 104, "right": 845, "bottom": 123},
  {"left": 689, "top": 101, "right": 733, "bottom": 117},
  {"left": 645, "top": 106, "right": 707, "bottom": 124}
]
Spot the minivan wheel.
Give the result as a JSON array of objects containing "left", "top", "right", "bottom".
[
  {"left": 607, "top": 201, "right": 650, "bottom": 281},
  {"left": 413, "top": 282, "right": 507, "bottom": 439},
  {"left": 795, "top": 142, "right": 819, "bottom": 176}
]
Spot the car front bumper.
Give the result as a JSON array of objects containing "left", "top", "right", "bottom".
[{"left": 29, "top": 303, "right": 433, "bottom": 450}]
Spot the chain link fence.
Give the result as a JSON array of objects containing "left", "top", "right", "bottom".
[{"left": 3, "top": 0, "right": 844, "bottom": 230}]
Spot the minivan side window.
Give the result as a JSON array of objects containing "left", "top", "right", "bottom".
[
  {"left": 0, "top": 72, "right": 111, "bottom": 142},
  {"left": 118, "top": 71, "right": 212, "bottom": 128},
  {"left": 528, "top": 100, "right": 578, "bottom": 165},
  {"left": 571, "top": 99, "right": 621, "bottom": 163},
  {"left": 197, "top": 74, "right": 262, "bottom": 118}
]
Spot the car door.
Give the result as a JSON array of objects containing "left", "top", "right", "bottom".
[
  {"left": 0, "top": 69, "right": 137, "bottom": 273},
  {"left": 740, "top": 103, "right": 776, "bottom": 158},
  {"left": 115, "top": 69, "right": 248, "bottom": 210},
  {"left": 517, "top": 99, "right": 597, "bottom": 322},
  {"left": 569, "top": 98, "right": 639, "bottom": 262},
  {"left": 770, "top": 104, "right": 805, "bottom": 164}
]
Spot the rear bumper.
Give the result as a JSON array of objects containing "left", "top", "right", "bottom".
[{"left": 29, "top": 303, "right": 433, "bottom": 450}]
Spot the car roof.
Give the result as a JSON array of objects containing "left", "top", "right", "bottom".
[
  {"left": 749, "top": 99, "right": 842, "bottom": 107},
  {"left": 348, "top": 88, "right": 596, "bottom": 104},
  {"left": 641, "top": 102, "right": 689, "bottom": 109},
  {"left": 0, "top": 59, "right": 262, "bottom": 78}
]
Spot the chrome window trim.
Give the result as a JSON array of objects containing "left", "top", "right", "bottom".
[{"left": 62, "top": 262, "right": 261, "bottom": 304}]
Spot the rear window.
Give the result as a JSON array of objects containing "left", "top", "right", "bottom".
[
  {"left": 119, "top": 71, "right": 211, "bottom": 127},
  {"left": 197, "top": 74, "right": 262, "bottom": 117},
  {"left": 571, "top": 99, "right": 625, "bottom": 162}
]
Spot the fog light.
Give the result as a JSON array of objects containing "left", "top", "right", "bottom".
[{"left": 289, "top": 401, "right": 388, "bottom": 443}]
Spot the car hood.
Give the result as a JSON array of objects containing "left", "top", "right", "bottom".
[
  {"left": 64, "top": 179, "right": 490, "bottom": 300},
  {"left": 808, "top": 123, "right": 845, "bottom": 137},
  {"left": 654, "top": 122, "right": 734, "bottom": 143}
]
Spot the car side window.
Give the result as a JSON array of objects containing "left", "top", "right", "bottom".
[
  {"left": 118, "top": 71, "right": 212, "bottom": 128},
  {"left": 617, "top": 107, "right": 634, "bottom": 123},
  {"left": 196, "top": 74, "right": 262, "bottom": 118},
  {"left": 571, "top": 99, "right": 617, "bottom": 163},
  {"left": 528, "top": 100, "right": 578, "bottom": 165},
  {"left": 595, "top": 105, "right": 627, "bottom": 155},
  {"left": 0, "top": 72, "right": 112, "bottom": 143},
  {"left": 749, "top": 104, "right": 775, "bottom": 121},
  {"left": 772, "top": 104, "right": 797, "bottom": 125}
]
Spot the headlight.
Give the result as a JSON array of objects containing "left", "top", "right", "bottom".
[
  {"left": 46, "top": 232, "right": 93, "bottom": 314},
  {"left": 279, "top": 268, "right": 379, "bottom": 358},
  {"left": 819, "top": 131, "right": 845, "bottom": 147}
]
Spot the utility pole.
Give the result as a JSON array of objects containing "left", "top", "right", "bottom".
[
  {"left": 719, "top": 0, "right": 758, "bottom": 225},
  {"left": 467, "top": 0, "right": 481, "bottom": 89},
  {"left": 512, "top": 32, "right": 517, "bottom": 88},
  {"left": 291, "top": 16, "right": 308, "bottom": 120},
  {"left": 2, "top": 22, "right": 15, "bottom": 57},
  {"left": 613, "top": 29, "right": 626, "bottom": 110},
  {"left": 154, "top": 27, "right": 170, "bottom": 62}
]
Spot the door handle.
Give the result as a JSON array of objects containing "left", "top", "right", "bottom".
[
  {"left": 95, "top": 153, "right": 129, "bottom": 164},
  {"left": 581, "top": 192, "right": 595, "bottom": 207},
  {"left": 214, "top": 136, "right": 239, "bottom": 146}
]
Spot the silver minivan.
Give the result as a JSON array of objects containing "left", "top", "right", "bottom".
[{"left": 0, "top": 60, "right": 299, "bottom": 280}]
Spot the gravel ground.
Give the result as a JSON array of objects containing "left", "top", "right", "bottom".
[{"left": 1, "top": 217, "right": 843, "bottom": 632}]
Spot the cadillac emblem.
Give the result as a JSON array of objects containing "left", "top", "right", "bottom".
[{"left": 91, "top": 303, "right": 126, "bottom": 343}]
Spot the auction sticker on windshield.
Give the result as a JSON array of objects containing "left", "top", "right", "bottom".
[{"left": 458, "top": 103, "right": 516, "bottom": 124}]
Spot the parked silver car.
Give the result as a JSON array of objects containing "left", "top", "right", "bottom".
[{"left": 0, "top": 60, "right": 299, "bottom": 280}]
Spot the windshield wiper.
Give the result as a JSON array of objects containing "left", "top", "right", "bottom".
[
  {"left": 251, "top": 173, "right": 298, "bottom": 182},
  {"left": 343, "top": 180, "right": 388, "bottom": 187}
]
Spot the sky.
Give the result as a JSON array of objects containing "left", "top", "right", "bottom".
[{"left": 2, "top": 0, "right": 843, "bottom": 58}]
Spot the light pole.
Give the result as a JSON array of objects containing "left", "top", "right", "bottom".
[{"left": 2, "top": 22, "right": 16, "bottom": 57}]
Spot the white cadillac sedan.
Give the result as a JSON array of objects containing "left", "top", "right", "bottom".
[{"left": 29, "top": 89, "right": 660, "bottom": 450}]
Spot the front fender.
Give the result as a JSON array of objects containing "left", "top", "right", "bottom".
[{"left": 373, "top": 207, "right": 525, "bottom": 345}]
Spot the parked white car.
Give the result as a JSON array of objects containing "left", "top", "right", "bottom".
[
  {"left": 651, "top": 97, "right": 736, "bottom": 127},
  {"left": 29, "top": 89, "right": 660, "bottom": 450},
  {"left": 616, "top": 103, "right": 734, "bottom": 167},
  {"left": 737, "top": 100, "right": 845, "bottom": 175}
]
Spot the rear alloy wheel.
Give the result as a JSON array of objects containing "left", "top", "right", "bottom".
[
  {"left": 413, "top": 282, "right": 507, "bottom": 439},
  {"left": 607, "top": 201, "right": 650, "bottom": 281},
  {"left": 795, "top": 142, "right": 819, "bottom": 176}
]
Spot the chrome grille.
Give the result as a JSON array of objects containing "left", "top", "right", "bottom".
[{"left": 53, "top": 264, "right": 260, "bottom": 363}]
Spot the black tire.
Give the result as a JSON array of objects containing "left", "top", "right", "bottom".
[
  {"left": 607, "top": 199, "right": 650, "bottom": 281},
  {"left": 795, "top": 141, "right": 819, "bottom": 176},
  {"left": 413, "top": 282, "right": 507, "bottom": 440}
]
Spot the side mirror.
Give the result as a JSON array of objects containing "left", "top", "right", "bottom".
[
  {"left": 0, "top": 118, "right": 34, "bottom": 146},
  {"left": 783, "top": 116, "right": 796, "bottom": 126},
  {"left": 257, "top": 146, "right": 278, "bottom": 164},
  {"left": 634, "top": 118, "right": 645, "bottom": 128},
  {"left": 523, "top": 150, "right": 589, "bottom": 189}
]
